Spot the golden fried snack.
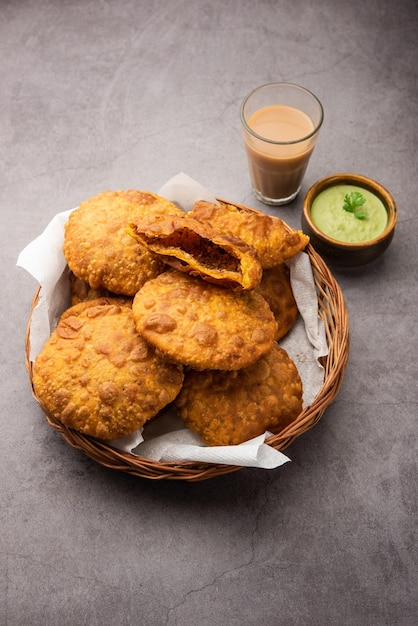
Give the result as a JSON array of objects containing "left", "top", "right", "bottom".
[
  {"left": 32, "top": 298, "right": 184, "bottom": 440},
  {"left": 256, "top": 264, "right": 298, "bottom": 341},
  {"left": 69, "top": 272, "right": 115, "bottom": 305},
  {"left": 189, "top": 200, "right": 309, "bottom": 268},
  {"left": 127, "top": 213, "right": 262, "bottom": 291},
  {"left": 175, "top": 342, "right": 303, "bottom": 446},
  {"left": 132, "top": 270, "right": 278, "bottom": 370},
  {"left": 63, "top": 190, "right": 184, "bottom": 296}
]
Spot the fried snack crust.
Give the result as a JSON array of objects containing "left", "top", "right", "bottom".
[
  {"left": 132, "top": 270, "right": 278, "bottom": 370},
  {"left": 256, "top": 264, "right": 298, "bottom": 341},
  {"left": 32, "top": 298, "right": 184, "bottom": 440},
  {"left": 69, "top": 272, "right": 116, "bottom": 305},
  {"left": 63, "top": 190, "right": 184, "bottom": 296},
  {"left": 127, "top": 213, "right": 262, "bottom": 291},
  {"left": 175, "top": 342, "right": 303, "bottom": 446},
  {"left": 189, "top": 200, "right": 309, "bottom": 268}
]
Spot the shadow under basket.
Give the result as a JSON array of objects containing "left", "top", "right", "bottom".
[{"left": 25, "top": 204, "right": 350, "bottom": 482}]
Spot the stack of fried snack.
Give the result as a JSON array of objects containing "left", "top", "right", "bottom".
[{"left": 32, "top": 190, "right": 310, "bottom": 447}]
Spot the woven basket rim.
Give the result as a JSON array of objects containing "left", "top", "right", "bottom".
[{"left": 25, "top": 201, "right": 350, "bottom": 481}]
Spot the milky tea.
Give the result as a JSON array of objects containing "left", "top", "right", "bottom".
[{"left": 241, "top": 84, "right": 323, "bottom": 205}]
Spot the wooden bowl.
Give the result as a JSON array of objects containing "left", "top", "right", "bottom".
[{"left": 302, "top": 173, "right": 397, "bottom": 267}]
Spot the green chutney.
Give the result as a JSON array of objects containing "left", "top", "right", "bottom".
[{"left": 311, "top": 184, "right": 388, "bottom": 243}]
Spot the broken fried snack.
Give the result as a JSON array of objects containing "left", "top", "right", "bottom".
[
  {"left": 63, "top": 190, "right": 184, "bottom": 296},
  {"left": 256, "top": 263, "right": 298, "bottom": 341},
  {"left": 32, "top": 298, "right": 184, "bottom": 440},
  {"left": 175, "top": 342, "right": 303, "bottom": 446},
  {"left": 132, "top": 269, "right": 278, "bottom": 370},
  {"left": 189, "top": 200, "right": 309, "bottom": 268},
  {"left": 127, "top": 213, "right": 262, "bottom": 291}
]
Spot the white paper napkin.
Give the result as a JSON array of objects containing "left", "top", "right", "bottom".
[
  {"left": 282, "top": 252, "right": 329, "bottom": 408},
  {"left": 17, "top": 209, "right": 74, "bottom": 358},
  {"left": 158, "top": 172, "right": 218, "bottom": 211},
  {"left": 138, "top": 429, "right": 290, "bottom": 469},
  {"left": 17, "top": 174, "right": 329, "bottom": 469}
]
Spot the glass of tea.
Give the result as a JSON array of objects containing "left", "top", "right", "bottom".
[{"left": 240, "top": 82, "right": 324, "bottom": 206}]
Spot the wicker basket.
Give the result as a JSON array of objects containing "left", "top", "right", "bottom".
[{"left": 25, "top": 203, "right": 349, "bottom": 481}]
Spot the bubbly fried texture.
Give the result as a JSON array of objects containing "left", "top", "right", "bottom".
[
  {"left": 32, "top": 298, "right": 184, "bottom": 440},
  {"left": 189, "top": 200, "right": 309, "bottom": 268},
  {"left": 175, "top": 342, "right": 303, "bottom": 446},
  {"left": 69, "top": 272, "right": 116, "bottom": 305},
  {"left": 256, "top": 264, "right": 298, "bottom": 341},
  {"left": 132, "top": 270, "right": 278, "bottom": 370},
  {"left": 127, "top": 213, "right": 262, "bottom": 291},
  {"left": 63, "top": 190, "right": 184, "bottom": 296}
]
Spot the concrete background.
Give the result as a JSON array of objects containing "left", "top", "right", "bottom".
[{"left": 2, "top": 1, "right": 417, "bottom": 624}]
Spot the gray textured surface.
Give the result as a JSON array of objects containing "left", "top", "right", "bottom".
[{"left": 2, "top": 1, "right": 417, "bottom": 625}]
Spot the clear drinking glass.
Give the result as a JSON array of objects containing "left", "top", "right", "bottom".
[{"left": 240, "top": 82, "right": 324, "bottom": 206}]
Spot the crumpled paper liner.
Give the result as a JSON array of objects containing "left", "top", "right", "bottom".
[{"left": 17, "top": 173, "right": 328, "bottom": 470}]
